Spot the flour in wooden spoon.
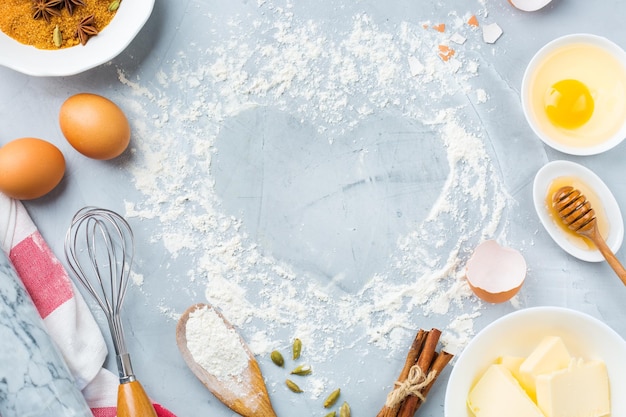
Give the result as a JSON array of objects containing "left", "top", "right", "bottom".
[{"left": 185, "top": 305, "right": 249, "bottom": 381}]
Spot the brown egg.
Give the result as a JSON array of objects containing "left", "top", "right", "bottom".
[
  {"left": 59, "top": 93, "right": 131, "bottom": 160},
  {"left": 465, "top": 240, "right": 527, "bottom": 303},
  {"left": 0, "top": 138, "right": 65, "bottom": 200}
]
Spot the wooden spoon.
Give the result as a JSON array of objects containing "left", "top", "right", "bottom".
[
  {"left": 176, "top": 303, "right": 278, "bottom": 417},
  {"left": 552, "top": 186, "right": 626, "bottom": 285}
]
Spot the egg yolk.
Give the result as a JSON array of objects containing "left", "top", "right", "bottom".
[{"left": 544, "top": 79, "right": 594, "bottom": 130}]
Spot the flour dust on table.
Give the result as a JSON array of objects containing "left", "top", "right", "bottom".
[{"left": 118, "top": 0, "right": 510, "bottom": 385}]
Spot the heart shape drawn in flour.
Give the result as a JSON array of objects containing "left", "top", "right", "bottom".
[{"left": 212, "top": 107, "right": 448, "bottom": 293}]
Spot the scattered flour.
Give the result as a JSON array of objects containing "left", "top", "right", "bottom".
[
  {"left": 130, "top": 271, "right": 144, "bottom": 286},
  {"left": 118, "top": 0, "right": 511, "bottom": 387},
  {"left": 476, "top": 88, "right": 489, "bottom": 103}
]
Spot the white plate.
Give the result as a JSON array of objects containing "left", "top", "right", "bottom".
[
  {"left": 532, "top": 160, "right": 623, "bottom": 262},
  {"left": 444, "top": 306, "right": 626, "bottom": 417},
  {"left": 0, "top": 0, "right": 154, "bottom": 77}
]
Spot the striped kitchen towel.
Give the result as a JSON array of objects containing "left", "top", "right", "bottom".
[{"left": 0, "top": 194, "right": 175, "bottom": 417}]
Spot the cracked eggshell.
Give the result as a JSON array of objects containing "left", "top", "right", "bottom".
[
  {"left": 465, "top": 240, "right": 527, "bottom": 303},
  {"left": 482, "top": 23, "right": 503, "bottom": 44},
  {"left": 509, "top": 0, "right": 553, "bottom": 11}
]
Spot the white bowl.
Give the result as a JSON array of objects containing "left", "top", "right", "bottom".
[
  {"left": 0, "top": 0, "right": 154, "bottom": 77},
  {"left": 521, "top": 34, "right": 626, "bottom": 155},
  {"left": 444, "top": 306, "right": 626, "bottom": 417},
  {"left": 533, "top": 160, "right": 623, "bottom": 262},
  {"left": 509, "top": 0, "right": 553, "bottom": 12}
]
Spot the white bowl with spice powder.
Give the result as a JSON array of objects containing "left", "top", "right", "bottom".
[{"left": 0, "top": 0, "right": 154, "bottom": 76}]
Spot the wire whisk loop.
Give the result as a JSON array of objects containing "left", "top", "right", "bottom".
[{"left": 64, "top": 206, "right": 135, "bottom": 382}]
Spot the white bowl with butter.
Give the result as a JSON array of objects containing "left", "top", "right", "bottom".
[
  {"left": 444, "top": 306, "right": 626, "bottom": 417},
  {"left": 522, "top": 34, "right": 626, "bottom": 155}
]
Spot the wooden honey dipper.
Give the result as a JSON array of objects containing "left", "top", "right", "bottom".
[{"left": 552, "top": 186, "right": 626, "bottom": 286}]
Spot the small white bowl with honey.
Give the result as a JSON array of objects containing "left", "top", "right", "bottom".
[
  {"left": 522, "top": 34, "right": 626, "bottom": 155},
  {"left": 533, "top": 160, "right": 623, "bottom": 262}
]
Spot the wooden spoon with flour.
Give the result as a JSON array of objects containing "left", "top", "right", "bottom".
[{"left": 176, "top": 303, "right": 278, "bottom": 417}]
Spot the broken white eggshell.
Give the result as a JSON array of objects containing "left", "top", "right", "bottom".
[
  {"left": 465, "top": 240, "right": 527, "bottom": 303},
  {"left": 482, "top": 23, "right": 503, "bottom": 44},
  {"left": 509, "top": 0, "right": 553, "bottom": 12}
]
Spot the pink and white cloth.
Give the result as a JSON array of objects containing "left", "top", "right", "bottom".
[{"left": 0, "top": 195, "right": 175, "bottom": 417}]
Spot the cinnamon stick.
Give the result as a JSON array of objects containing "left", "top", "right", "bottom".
[
  {"left": 400, "top": 329, "right": 429, "bottom": 383},
  {"left": 415, "top": 351, "right": 454, "bottom": 412},
  {"left": 376, "top": 329, "right": 428, "bottom": 417},
  {"left": 397, "top": 350, "right": 454, "bottom": 417},
  {"left": 379, "top": 328, "right": 453, "bottom": 417},
  {"left": 416, "top": 328, "right": 441, "bottom": 372},
  {"left": 396, "top": 329, "right": 441, "bottom": 417}
]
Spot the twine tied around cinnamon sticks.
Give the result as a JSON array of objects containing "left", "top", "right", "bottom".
[
  {"left": 377, "top": 328, "right": 453, "bottom": 417},
  {"left": 385, "top": 364, "right": 437, "bottom": 408}
]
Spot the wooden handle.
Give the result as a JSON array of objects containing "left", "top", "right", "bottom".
[
  {"left": 117, "top": 380, "right": 158, "bottom": 417},
  {"left": 589, "top": 230, "right": 626, "bottom": 286}
]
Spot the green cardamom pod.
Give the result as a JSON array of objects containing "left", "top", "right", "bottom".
[
  {"left": 323, "top": 388, "right": 341, "bottom": 408},
  {"left": 270, "top": 350, "right": 284, "bottom": 367},
  {"left": 285, "top": 379, "right": 303, "bottom": 393},
  {"left": 108, "top": 0, "right": 120, "bottom": 11},
  {"left": 53, "top": 25, "right": 62, "bottom": 48},
  {"left": 339, "top": 401, "right": 351, "bottom": 417},
  {"left": 324, "top": 412, "right": 336, "bottom": 417},
  {"left": 290, "top": 364, "right": 312, "bottom": 376},
  {"left": 292, "top": 337, "right": 302, "bottom": 360}
]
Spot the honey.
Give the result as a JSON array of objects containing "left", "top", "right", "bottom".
[{"left": 545, "top": 176, "right": 609, "bottom": 250}]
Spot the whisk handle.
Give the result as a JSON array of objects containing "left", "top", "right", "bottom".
[{"left": 117, "top": 380, "right": 158, "bottom": 417}]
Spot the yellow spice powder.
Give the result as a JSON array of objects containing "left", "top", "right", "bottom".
[{"left": 0, "top": 0, "right": 117, "bottom": 49}]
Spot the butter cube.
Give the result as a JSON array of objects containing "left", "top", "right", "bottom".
[
  {"left": 519, "top": 336, "right": 571, "bottom": 400},
  {"left": 497, "top": 356, "right": 525, "bottom": 382},
  {"left": 467, "top": 364, "right": 545, "bottom": 417},
  {"left": 536, "top": 359, "right": 610, "bottom": 417}
]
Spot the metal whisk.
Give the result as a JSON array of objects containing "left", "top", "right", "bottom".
[{"left": 64, "top": 207, "right": 157, "bottom": 417}]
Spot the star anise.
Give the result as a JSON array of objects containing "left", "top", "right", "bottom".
[
  {"left": 61, "top": 0, "right": 85, "bottom": 16},
  {"left": 75, "top": 14, "right": 98, "bottom": 46},
  {"left": 32, "top": 0, "right": 62, "bottom": 23}
]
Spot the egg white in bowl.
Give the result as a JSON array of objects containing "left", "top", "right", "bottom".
[
  {"left": 444, "top": 307, "right": 626, "bottom": 417},
  {"left": 522, "top": 34, "right": 626, "bottom": 155},
  {"left": 0, "top": 0, "right": 154, "bottom": 77}
]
